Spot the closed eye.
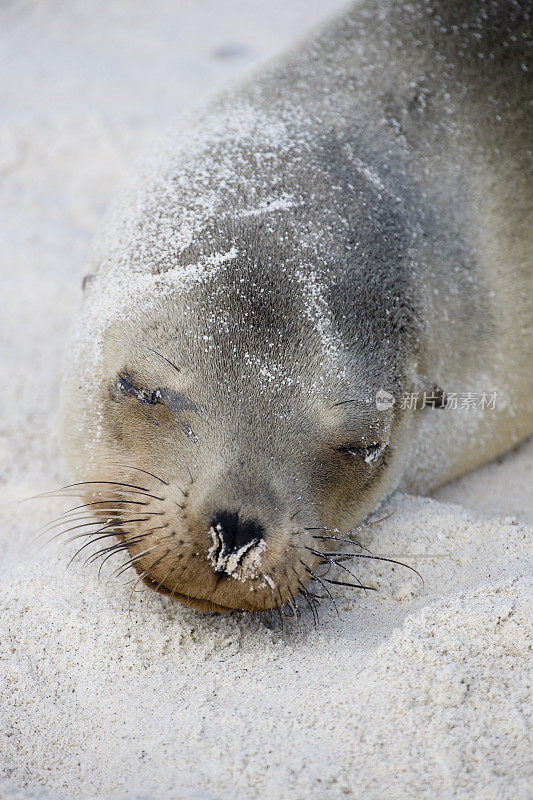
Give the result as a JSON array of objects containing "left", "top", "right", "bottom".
[
  {"left": 114, "top": 372, "right": 203, "bottom": 417},
  {"left": 115, "top": 375, "right": 163, "bottom": 406},
  {"left": 337, "top": 442, "right": 384, "bottom": 465}
]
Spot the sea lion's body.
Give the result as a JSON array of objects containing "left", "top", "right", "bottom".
[{"left": 61, "top": 0, "right": 532, "bottom": 612}]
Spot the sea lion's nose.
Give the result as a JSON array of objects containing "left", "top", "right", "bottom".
[
  {"left": 212, "top": 511, "right": 264, "bottom": 554},
  {"left": 209, "top": 511, "right": 264, "bottom": 574}
]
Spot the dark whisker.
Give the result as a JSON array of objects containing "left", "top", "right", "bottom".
[
  {"left": 309, "top": 548, "right": 424, "bottom": 584},
  {"left": 113, "top": 545, "right": 161, "bottom": 579},
  {"left": 26, "top": 490, "right": 154, "bottom": 503},
  {"left": 301, "top": 590, "right": 318, "bottom": 626},
  {"left": 59, "top": 481, "right": 165, "bottom": 500},
  {"left": 331, "top": 398, "right": 370, "bottom": 408},
  {"left": 28, "top": 486, "right": 164, "bottom": 505},
  {"left": 292, "top": 568, "right": 319, "bottom": 626},
  {"left": 276, "top": 605, "right": 285, "bottom": 635},
  {"left": 37, "top": 509, "right": 162, "bottom": 540},
  {"left": 37, "top": 513, "right": 113, "bottom": 535},
  {"left": 299, "top": 559, "right": 339, "bottom": 617},
  {"left": 282, "top": 571, "right": 300, "bottom": 621},
  {"left": 64, "top": 522, "right": 168, "bottom": 550},
  {"left": 324, "top": 578, "right": 376, "bottom": 590},
  {"left": 305, "top": 589, "right": 325, "bottom": 601},
  {"left": 66, "top": 519, "right": 149, "bottom": 566},
  {"left": 366, "top": 510, "right": 395, "bottom": 526},
  {"left": 69, "top": 531, "right": 128, "bottom": 568},
  {"left": 82, "top": 524, "right": 150, "bottom": 564},
  {"left": 95, "top": 525, "right": 171, "bottom": 579},
  {"left": 108, "top": 547, "right": 156, "bottom": 582},
  {"left": 67, "top": 529, "right": 126, "bottom": 568},
  {"left": 110, "top": 463, "right": 170, "bottom": 486},
  {"left": 113, "top": 528, "right": 175, "bottom": 573},
  {"left": 303, "top": 546, "right": 363, "bottom": 582},
  {"left": 304, "top": 526, "right": 341, "bottom": 533},
  {"left": 146, "top": 346, "right": 181, "bottom": 376},
  {"left": 310, "top": 534, "right": 365, "bottom": 548},
  {"left": 44, "top": 498, "right": 149, "bottom": 520},
  {"left": 50, "top": 480, "right": 143, "bottom": 491},
  {"left": 286, "top": 591, "right": 300, "bottom": 621},
  {"left": 41, "top": 519, "right": 123, "bottom": 549},
  {"left": 90, "top": 523, "right": 169, "bottom": 562},
  {"left": 64, "top": 529, "right": 122, "bottom": 547},
  {"left": 329, "top": 558, "right": 367, "bottom": 591},
  {"left": 94, "top": 538, "right": 149, "bottom": 578}
]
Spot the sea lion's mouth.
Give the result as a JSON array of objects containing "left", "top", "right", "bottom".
[
  {"left": 169, "top": 590, "right": 236, "bottom": 613},
  {"left": 139, "top": 571, "right": 250, "bottom": 613}
]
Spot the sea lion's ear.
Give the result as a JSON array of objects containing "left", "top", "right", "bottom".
[
  {"left": 409, "top": 375, "right": 447, "bottom": 409},
  {"left": 81, "top": 273, "right": 96, "bottom": 292}
]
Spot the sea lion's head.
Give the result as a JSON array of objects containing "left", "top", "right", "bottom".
[
  {"left": 62, "top": 241, "right": 412, "bottom": 613},
  {"left": 61, "top": 105, "right": 420, "bottom": 612}
]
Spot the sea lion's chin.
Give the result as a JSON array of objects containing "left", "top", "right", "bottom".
[
  {"left": 170, "top": 594, "right": 239, "bottom": 614},
  {"left": 137, "top": 565, "right": 285, "bottom": 614},
  {"left": 140, "top": 574, "right": 241, "bottom": 613},
  {"left": 159, "top": 589, "right": 268, "bottom": 614}
]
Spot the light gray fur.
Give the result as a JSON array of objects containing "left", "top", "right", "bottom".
[{"left": 61, "top": 0, "right": 532, "bottom": 610}]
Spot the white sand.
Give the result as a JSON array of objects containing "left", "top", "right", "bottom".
[{"left": 0, "top": 2, "right": 531, "bottom": 799}]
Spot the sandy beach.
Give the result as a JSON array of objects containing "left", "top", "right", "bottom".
[{"left": 0, "top": 2, "right": 531, "bottom": 798}]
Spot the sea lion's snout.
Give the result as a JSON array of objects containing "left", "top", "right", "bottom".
[
  {"left": 209, "top": 511, "right": 264, "bottom": 576},
  {"left": 78, "top": 459, "right": 310, "bottom": 613}
]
